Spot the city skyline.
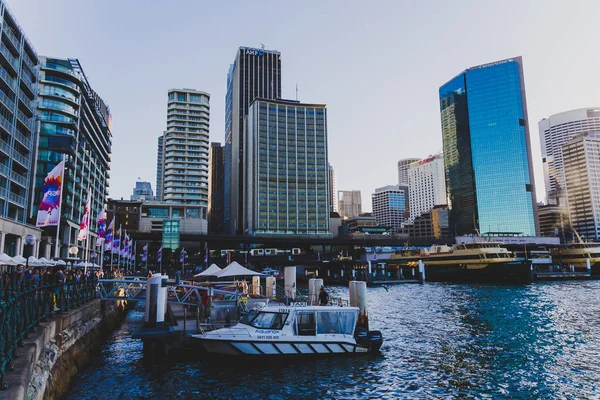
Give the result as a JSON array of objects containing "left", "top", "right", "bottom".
[{"left": 9, "top": 0, "right": 600, "bottom": 211}]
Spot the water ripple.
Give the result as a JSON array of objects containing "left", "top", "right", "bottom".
[{"left": 67, "top": 282, "right": 600, "bottom": 399}]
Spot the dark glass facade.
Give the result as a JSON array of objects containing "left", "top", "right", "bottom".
[
  {"left": 439, "top": 57, "right": 537, "bottom": 236},
  {"left": 208, "top": 142, "right": 224, "bottom": 234},
  {"left": 224, "top": 47, "right": 281, "bottom": 235}
]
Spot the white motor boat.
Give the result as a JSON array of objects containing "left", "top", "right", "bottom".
[{"left": 192, "top": 303, "right": 383, "bottom": 357}]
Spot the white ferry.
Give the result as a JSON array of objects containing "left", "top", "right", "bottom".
[
  {"left": 388, "top": 242, "right": 529, "bottom": 282},
  {"left": 551, "top": 242, "right": 600, "bottom": 274},
  {"left": 192, "top": 304, "right": 383, "bottom": 357}
]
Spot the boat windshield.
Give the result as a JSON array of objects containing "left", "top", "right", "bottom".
[
  {"left": 240, "top": 310, "right": 258, "bottom": 325},
  {"left": 249, "top": 312, "right": 289, "bottom": 330}
]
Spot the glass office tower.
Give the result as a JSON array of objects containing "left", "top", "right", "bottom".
[
  {"left": 439, "top": 57, "right": 538, "bottom": 236},
  {"left": 224, "top": 47, "right": 281, "bottom": 235},
  {"left": 245, "top": 98, "right": 329, "bottom": 237}
]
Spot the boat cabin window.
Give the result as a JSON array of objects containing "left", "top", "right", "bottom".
[
  {"left": 317, "top": 311, "right": 356, "bottom": 335},
  {"left": 249, "top": 312, "right": 288, "bottom": 330},
  {"left": 296, "top": 312, "right": 316, "bottom": 336}
]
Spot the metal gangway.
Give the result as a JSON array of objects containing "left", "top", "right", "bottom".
[{"left": 96, "top": 276, "right": 241, "bottom": 306}]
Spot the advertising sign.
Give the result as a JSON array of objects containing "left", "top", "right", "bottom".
[{"left": 162, "top": 219, "right": 180, "bottom": 250}]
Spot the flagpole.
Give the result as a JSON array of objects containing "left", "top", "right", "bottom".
[
  {"left": 110, "top": 218, "right": 115, "bottom": 269},
  {"left": 54, "top": 155, "right": 66, "bottom": 259},
  {"left": 145, "top": 245, "right": 148, "bottom": 270},
  {"left": 160, "top": 248, "right": 162, "bottom": 275},
  {"left": 84, "top": 187, "right": 92, "bottom": 276},
  {"left": 117, "top": 225, "right": 122, "bottom": 270}
]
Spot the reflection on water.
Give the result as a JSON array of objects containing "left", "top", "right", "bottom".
[{"left": 67, "top": 282, "right": 600, "bottom": 399}]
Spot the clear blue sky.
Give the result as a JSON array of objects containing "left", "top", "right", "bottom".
[{"left": 9, "top": 0, "right": 600, "bottom": 211}]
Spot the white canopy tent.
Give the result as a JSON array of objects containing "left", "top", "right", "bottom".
[
  {"left": 0, "top": 254, "right": 17, "bottom": 266},
  {"left": 194, "top": 263, "right": 222, "bottom": 277},
  {"left": 40, "top": 257, "right": 57, "bottom": 267},
  {"left": 12, "top": 255, "right": 26, "bottom": 265},
  {"left": 54, "top": 259, "right": 67, "bottom": 266},
  {"left": 27, "top": 256, "right": 42, "bottom": 266},
  {"left": 215, "top": 261, "right": 263, "bottom": 278}
]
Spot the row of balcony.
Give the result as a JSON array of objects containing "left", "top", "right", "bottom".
[
  {"left": 0, "top": 44, "right": 19, "bottom": 72},
  {"left": 16, "top": 109, "right": 34, "bottom": 132},
  {"left": 0, "top": 185, "right": 27, "bottom": 207},
  {"left": 2, "top": 27, "right": 20, "bottom": 52},
  {"left": 0, "top": 65, "right": 16, "bottom": 91}
]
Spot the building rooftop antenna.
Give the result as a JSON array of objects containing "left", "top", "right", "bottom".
[
  {"left": 296, "top": 83, "right": 298, "bottom": 101},
  {"left": 260, "top": 43, "right": 266, "bottom": 50}
]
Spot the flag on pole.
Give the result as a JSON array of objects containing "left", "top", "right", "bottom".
[
  {"left": 157, "top": 246, "right": 162, "bottom": 263},
  {"left": 112, "top": 226, "right": 121, "bottom": 253},
  {"left": 142, "top": 244, "right": 148, "bottom": 262},
  {"left": 204, "top": 243, "right": 208, "bottom": 264},
  {"left": 36, "top": 160, "right": 65, "bottom": 227},
  {"left": 373, "top": 248, "right": 377, "bottom": 260},
  {"left": 180, "top": 247, "right": 185, "bottom": 263},
  {"left": 95, "top": 208, "right": 106, "bottom": 247},
  {"left": 122, "top": 234, "right": 130, "bottom": 257},
  {"left": 132, "top": 242, "right": 136, "bottom": 261},
  {"left": 105, "top": 218, "right": 114, "bottom": 252},
  {"left": 77, "top": 188, "right": 91, "bottom": 241}
]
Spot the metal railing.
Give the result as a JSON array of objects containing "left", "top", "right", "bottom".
[
  {"left": 10, "top": 171, "right": 26, "bottom": 187},
  {"left": 11, "top": 150, "right": 29, "bottom": 168},
  {"left": 0, "top": 90, "right": 14, "bottom": 112},
  {"left": 7, "top": 191, "right": 25, "bottom": 206},
  {"left": 0, "top": 45, "right": 18, "bottom": 72},
  {"left": 0, "top": 68, "right": 16, "bottom": 91},
  {"left": 2, "top": 28, "right": 20, "bottom": 52},
  {"left": 0, "top": 273, "right": 97, "bottom": 389},
  {"left": 16, "top": 110, "right": 34, "bottom": 132}
]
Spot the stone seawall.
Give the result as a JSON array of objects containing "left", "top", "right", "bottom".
[{"left": 0, "top": 300, "right": 128, "bottom": 400}]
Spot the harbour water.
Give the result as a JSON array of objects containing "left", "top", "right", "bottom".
[{"left": 67, "top": 282, "right": 600, "bottom": 399}]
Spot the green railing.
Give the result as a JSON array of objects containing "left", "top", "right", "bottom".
[{"left": 0, "top": 271, "right": 97, "bottom": 389}]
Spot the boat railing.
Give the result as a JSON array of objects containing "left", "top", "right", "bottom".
[{"left": 198, "top": 324, "right": 251, "bottom": 337}]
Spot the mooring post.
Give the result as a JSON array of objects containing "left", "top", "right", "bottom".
[{"left": 418, "top": 260, "right": 425, "bottom": 284}]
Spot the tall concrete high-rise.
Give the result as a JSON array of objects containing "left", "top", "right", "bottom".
[
  {"left": 155, "top": 134, "right": 164, "bottom": 200},
  {"left": 408, "top": 154, "right": 447, "bottom": 223},
  {"left": 0, "top": 1, "right": 42, "bottom": 256},
  {"left": 245, "top": 98, "right": 329, "bottom": 236},
  {"left": 224, "top": 46, "right": 281, "bottom": 235},
  {"left": 372, "top": 185, "right": 409, "bottom": 232},
  {"left": 338, "top": 190, "right": 362, "bottom": 219},
  {"left": 160, "top": 89, "right": 210, "bottom": 207},
  {"left": 439, "top": 56, "right": 538, "bottom": 236},
  {"left": 539, "top": 108, "right": 600, "bottom": 205},
  {"left": 33, "top": 57, "right": 112, "bottom": 258},
  {"left": 397, "top": 158, "right": 420, "bottom": 186},
  {"left": 562, "top": 132, "right": 600, "bottom": 240},
  {"left": 208, "top": 142, "right": 224, "bottom": 235},
  {"left": 328, "top": 163, "right": 337, "bottom": 213}
]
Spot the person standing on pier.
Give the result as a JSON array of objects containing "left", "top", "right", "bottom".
[{"left": 319, "top": 286, "right": 329, "bottom": 306}]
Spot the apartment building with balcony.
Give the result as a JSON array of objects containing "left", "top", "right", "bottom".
[
  {"left": 0, "top": 2, "right": 42, "bottom": 256},
  {"left": 32, "top": 57, "right": 112, "bottom": 258},
  {"left": 158, "top": 89, "right": 209, "bottom": 209}
]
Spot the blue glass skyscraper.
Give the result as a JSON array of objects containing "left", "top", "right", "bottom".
[{"left": 439, "top": 57, "right": 538, "bottom": 236}]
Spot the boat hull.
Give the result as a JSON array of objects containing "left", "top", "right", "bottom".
[
  {"left": 193, "top": 338, "right": 370, "bottom": 357},
  {"left": 424, "top": 261, "right": 532, "bottom": 283}
]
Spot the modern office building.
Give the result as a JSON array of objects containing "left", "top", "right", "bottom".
[
  {"left": 131, "top": 181, "right": 154, "bottom": 201},
  {"left": 328, "top": 163, "right": 337, "bottom": 213},
  {"left": 155, "top": 135, "right": 164, "bottom": 200},
  {"left": 397, "top": 158, "right": 420, "bottom": 186},
  {"left": 371, "top": 185, "right": 409, "bottom": 233},
  {"left": 244, "top": 98, "right": 329, "bottom": 237},
  {"left": 562, "top": 132, "right": 600, "bottom": 240},
  {"left": 539, "top": 108, "right": 600, "bottom": 205},
  {"left": 160, "top": 89, "right": 210, "bottom": 207},
  {"left": 439, "top": 56, "right": 538, "bottom": 236},
  {"left": 33, "top": 57, "right": 112, "bottom": 258},
  {"left": 538, "top": 203, "right": 571, "bottom": 242},
  {"left": 338, "top": 190, "right": 362, "bottom": 219},
  {"left": 225, "top": 46, "right": 282, "bottom": 235},
  {"left": 208, "top": 142, "right": 224, "bottom": 235},
  {"left": 408, "top": 154, "right": 447, "bottom": 223},
  {"left": 0, "top": 1, "right": 42, "bottom": 256}
]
